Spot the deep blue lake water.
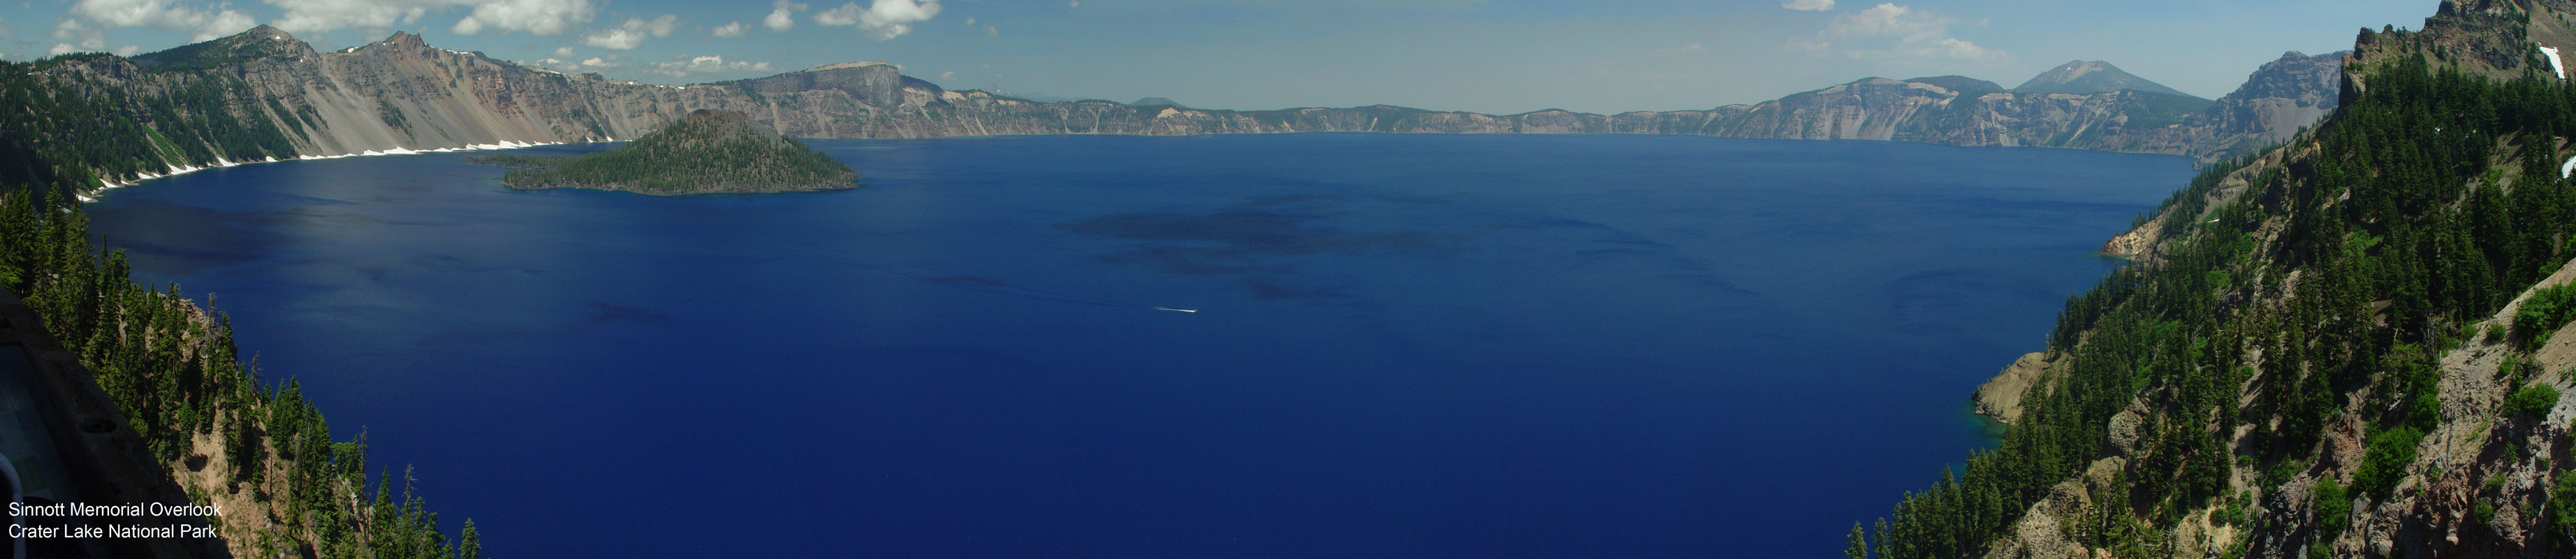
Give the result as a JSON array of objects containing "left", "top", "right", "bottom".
[{"left": 85, "top": 133, "right": 2186, "bottom": 557}]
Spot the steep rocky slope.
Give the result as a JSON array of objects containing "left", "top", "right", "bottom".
[
  {"left": 1894, "top": 1, "right": 2576, "bottom": 558},
  {"left": 1646, "top": 52, "right": 2343, "bottom": 162},
  {"left": 2151, "top": 52, "right": 2350, "bottom": 158},
  {"left": 1656, "top": 78, "right": 2213, "bottom": 155}
]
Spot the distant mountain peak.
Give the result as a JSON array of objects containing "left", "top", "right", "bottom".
[
  {"left": 807, "top": 61, "right": 893, "bottom": 72},
  {"left": 1900, "top": 75, "right": 2005, "bottom": 94},
  {"left": 2046, "top": 60, "right": 2114, "bottom": 80},
  {"left": 2014, "top": 60, "right": 2197, "bottom": 99},
  {"left": 1129, "top": 97, "right": 1191, "bottom": 109},
  {"left": 129, "top": 23, "right": 314, "bottom": 70},
  {"left": 240, "top": 24, "right": 295, "bottom": 43},
  {"left": 381, "top": 31, "right": 427, "bottom": 48}
]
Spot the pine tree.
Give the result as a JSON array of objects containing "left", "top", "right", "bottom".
[
  {"left": 460, "top": 518, "right": 483, "bottom": 559},
  {"left": 1846, "top": 522, "right": 1868, "bottom": 559}
]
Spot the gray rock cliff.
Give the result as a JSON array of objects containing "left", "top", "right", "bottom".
[{"left": 27, "top": 26, "right": 2350, "bottom": 187}]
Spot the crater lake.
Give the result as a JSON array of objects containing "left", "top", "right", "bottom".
[{"left": 85, "top": 133, "right": 2188, "bottom": 558}]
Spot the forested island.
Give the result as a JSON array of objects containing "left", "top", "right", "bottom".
[{"left": 473, "top": 109, "right": 857, "bottom": 195}]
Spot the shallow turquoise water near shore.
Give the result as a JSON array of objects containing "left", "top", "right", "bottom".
[{"left": 85, "top": 133, "right": 2188, "bottom": 557}]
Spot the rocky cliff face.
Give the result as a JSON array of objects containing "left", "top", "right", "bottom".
[
  {"left": 1630, "top": 54, "right": 2344, "bottom": 162},
  {"left": 2082, "top": 52, "right": 2349, "bottom": 162},
  {"left": 1972, "top": 351, "right": 2057, "bottom": 425},
  {"left": 1620, "top": 78, "right": 2197, "bottom": 152},
  {"left": 17, "top": 25, "right": 2348, "bottom": 189},
  {"left": 2172, "top": 52, "right": 2348, "bottom": 156}
]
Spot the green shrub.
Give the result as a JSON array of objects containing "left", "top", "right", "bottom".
[
  {"left": 2313, "top": 478, "right": 2349, "bottom": 544},
  {"left": 2407, "top": 391, "right": 2443, "bottom": 431},
  {"left": 2351, "top": 426, "right": 2422, "bottom": 500},
  {"left": 2505, "top": 384, "right": 2562, "bottom": 419},
  {"left": 2552, "top": 470, "right": 2576, "bottom": 543},
  {"left": 2515, "top": 282, "right": 2576, "bottom": 343}
]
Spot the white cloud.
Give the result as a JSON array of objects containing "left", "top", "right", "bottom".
[
  {"left": 647, "top": 54, "right": 776, "bottom": 77},
  {"left": 1782, "top": 0, "right": 1833, "bottom": 10},
  {"left": 551, "top": 45, "right": 574, "bottom": 57},
  {"left": 982, "top": 24, "right": 995, "bottom": 37},
  {"left": 582, "top": 29, "right": 642, "bottom": 49},
  {"left": 638, "top": 14, "right": 680, "bottom": 36},
  {"left": 1793, "top": 3, "right": 2003, "bottom": 63},
  {"left": 50, "top": 18, "right": 103, "bottom": 49},
  {"left": 115, "top": 44, "right": 139, "bottom": 55},
  {"left": 813, "top": 3, "right": 860, "bottom": 25},
  {"left": 962, "top": 16, "right": 972, "bottom": 25},
  {"left": 263, "top": 0, "right": 450, "bottom": 34},
  {"left": 764, "top": 0, "right": 804, "bottom": 32},
  {"left": 815, "top": 0, "right": 941, "bottom": 40},
  {"left": 582, "top": 14, "right": 677, "bottom": 50},
  {"left": 938, "top": 70, "right": 953, "bottom": 80},
  {"left": 451, "top": 0, "right": 597, "bottom": 36},
  {"left": 1825, "top": 4, "right": 1933, "bottom": 38},
  {"left": 712, "top": 21, "right": 745, "bottom": 37},
  {"left": 205, "top": 11, "right": 256, "bottom": 38},
  {"left": 48, "top": 18, "right": 105, "bottom": 54},
  {"left": 528, "top": 53, "right": 619, "bottom": 72},
  {"left": 66, "top": 0, "right": 259, "bottom": 41}
]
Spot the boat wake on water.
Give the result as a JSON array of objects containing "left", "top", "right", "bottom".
[{"left": 775, "top": 244, "right": 1198, "bottom": 313}]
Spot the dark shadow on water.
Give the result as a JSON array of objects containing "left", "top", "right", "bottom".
[
  {"left": 1665, "top": 273, "right": 1764, "bottom": 299},
  {"left": 586, "top": 302, "right": 669, "bottom": 325},
  {"left": 89, "top": 200, "right": 296, "bottom": 275},
  {"left": 1058, "top": 210, "right": 1453, "bottom": 276},
  {"left": 1060, "top": 211, "right": 1446, "bottom": 254},
  {"left": 1060, "top": 199, "right": 1459, "bottom": 302},
  {"left": 1095, "top": 247, "right": 1293, "bottom": 276},
  {"left": 928, "top": 275, "right": 1009, "bottom": 287},
  {"left": 1238, "top": 194, "right": 1347, "bottom": 209},
  {"left": 1245, "top": 277, "right": 1352, "bottom": 302},
  {"left": 1497, "top": 216, "right": 1764, "bottom": 300}
]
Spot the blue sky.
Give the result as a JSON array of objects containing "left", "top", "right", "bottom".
[{"left": 0, "top": 0, "right": 2442, "bottom": 113}]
